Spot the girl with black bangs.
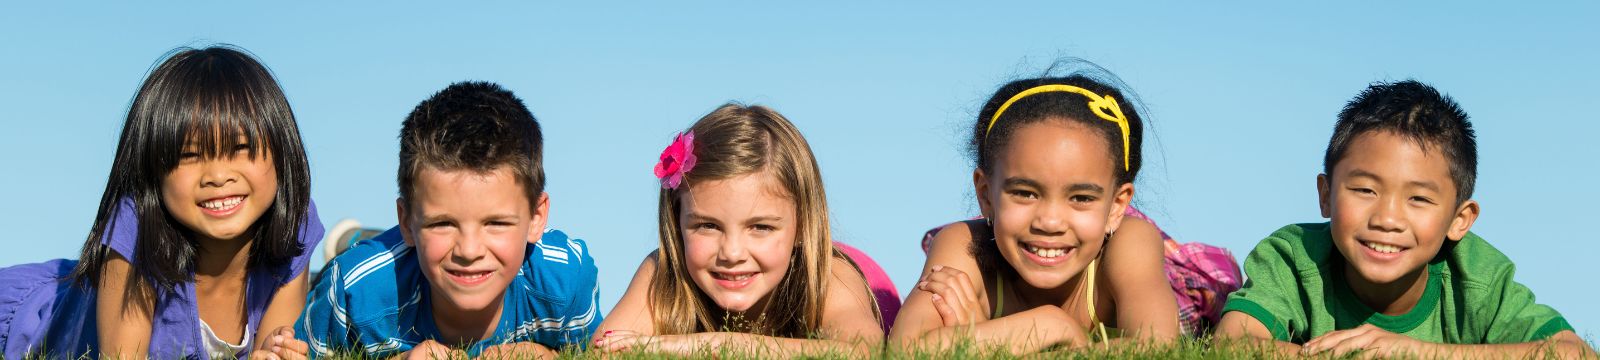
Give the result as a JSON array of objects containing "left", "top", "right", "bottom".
[{"left": 0, "top": 45, "right": 323, "bottom": 360}]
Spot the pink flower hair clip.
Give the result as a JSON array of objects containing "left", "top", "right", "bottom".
[{"left": 653, "top": 131, "right": 697, "bottom": 189}]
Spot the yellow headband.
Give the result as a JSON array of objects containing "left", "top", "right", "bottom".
[{"left": 984, "top": 84, "right": 1132, "bottom": 171}]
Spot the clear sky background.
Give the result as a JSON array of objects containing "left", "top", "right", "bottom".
[{"left": 3, "top": 2, "right": 1596, "bottom": 340}]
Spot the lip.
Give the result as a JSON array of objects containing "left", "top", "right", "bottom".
[
  {"left": 445, "top": 268, "right": 494, "bottom": 286},
  {"left": 197, "top": 195, "right": 246, "bottom": 218},
  {"left": 1019, "top": 241, "right": 1075, "bottom": 267},
  {"left": 1356, "top": 238, "right": 1410, "bottom": 262},
  {"left": 710, "top": 271, "right": 758, "bottom": 290}
]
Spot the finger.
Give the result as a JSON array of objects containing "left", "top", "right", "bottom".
[
  {"left": 922, "top": 281, "right": 968, "bottom": 325},
  {"left": 945, "top": 268, "right": 981, "bottom": 317},
  {"left": 277, "top": 337, "right": 310, "bottom": 357},
  {"left": 1309, "top": 326, "right": 1372, "bottom": 356},
  {"left": 930, "top": 293, "right": 959, "bottom": 327},
  {"left": 1327, "top": 333, "right": 1377, "bottom": 358}
]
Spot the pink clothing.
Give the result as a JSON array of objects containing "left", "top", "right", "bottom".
[{"left": 833, "top": 242, "right": 900, "bottom": 334}]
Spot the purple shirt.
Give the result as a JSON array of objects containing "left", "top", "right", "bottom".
[{"left": 0, "top": 199, "right": 322, "bottom": 359}]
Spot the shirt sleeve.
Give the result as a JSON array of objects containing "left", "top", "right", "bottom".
[
  {"left": 526, "top": 232, "right": 604, "bottom": 351},
  {"left": 283, "top": 200, "right": 327, "bottom": 285},
  {"left": 1479, "top": 263, "right": 1573, "bottom": 343},
  {"left": 1221, "top": 228, "right": 1311, "bottom": 343},
  {"left": 295, "top": 259, "right": 355, "bottom": 359}
]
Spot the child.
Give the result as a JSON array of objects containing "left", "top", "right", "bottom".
[
  {"left": 593, "top": 104, "right": 888, "bottom": 357},
  {"left": 0, "top": 45, "right": 324, "bottom": 359},
  {"left": 1215, "top": 80, "right": 1595, "bottom": 358},
  {"left": 889, "top": 68, "right": 1191, "bottom": 354},
  {"left": 295, "top": 82, "right": 602, "bottom": 358}
]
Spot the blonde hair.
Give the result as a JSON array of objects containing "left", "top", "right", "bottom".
[{"left": 649, "top": 103, "right": 848, "bottom": 338}]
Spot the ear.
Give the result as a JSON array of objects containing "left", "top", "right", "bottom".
[
  {"left": 1445, "top": 199, "right": 1480, "bottom": 241},
  {"left": 973, "top": 169, "right": 994, "bottom": 220},
  {"left": 1105, "top": 182, "right": 1135, "bottom": 234},
  {"left": 396, "top": 197, "right": 415, "bottom": 247},
  {"left": 1317, "top": 174, "right": 1332, "bottom": 219},
  {"left": 528, "top": 192, "right": 551, "bottom": 245}
]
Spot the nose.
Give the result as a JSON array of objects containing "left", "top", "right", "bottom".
[
  {"left": 715, "top": 233, "right": 748, "bottom": 264},
  {"left": 451, "top": 227, "right": 488, "bottom": 265},
  {"left": 1368, "top": 195, "right": 1406, "bottom": 233},
  {"left": 1030, "top": 200, "right": 1070, "bottom": 235},
  {"left": 198, "top": 160, "right": 238, "bottom": 188}
]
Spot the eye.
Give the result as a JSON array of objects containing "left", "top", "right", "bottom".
[
  {"left": 423, "top": 221, "right": 456, "bottom": 230},
  {"left": 179, "top": 151, "right": 201, "bottom": 162},
  {"left": 1409, "top": 196, "right": 1436, "bottom": 205},
  {"left": 233, "top": 144, "right": 252, "bottom": 153},
  {"left": 1006, "top": 189, "right": 1039, "bottom": 200},
  {"left": 1069, "top": 194, "right": 1097, "bottom": 203},
  {"left": 692, "top": 223, "right": 720, "bottom": 232},
  {"left": 751, "top": 224, "right": 776, "bottom": 233},
  {"left": 1347, "top": 187, "right": 1376, "bottom": 196}
]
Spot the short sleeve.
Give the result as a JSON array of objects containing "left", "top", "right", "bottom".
[
  {"left": 295, "top": 254, "right": 355, "bottom": 359},
  {"left": 525, "top": 230, "right": 603, "bottom": 350},
  {"left": 101, "top": 198, "right": 141, "bottom": 262},
  {"left": 1479, "top": 264, "right": 1574, "bottom": 343},
  {"left": 1221, "top": 227, "right": 1312, "bottom": 342},
  {"left": 282, "top": 200, "right": 326, "bottom": 285}
]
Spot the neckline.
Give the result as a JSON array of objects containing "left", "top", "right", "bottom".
[{"left": 1330, "top": 260, "right": 1444, "bottom": 334}]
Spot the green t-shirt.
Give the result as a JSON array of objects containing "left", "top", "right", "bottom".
[{"left": 1222, "top": 223, "right": 1573, "bottom": 344}]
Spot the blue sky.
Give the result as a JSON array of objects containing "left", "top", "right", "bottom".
[{"left": 3, "top": 2, "right": 1596, "bottom": 340}]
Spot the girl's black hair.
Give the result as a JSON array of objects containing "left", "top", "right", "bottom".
[
  {"left": 70, "top": 45, "right": 311, "bottom": 292},
  {"left": 970, "top": 63, "right": 1146, "bottom": 186}
]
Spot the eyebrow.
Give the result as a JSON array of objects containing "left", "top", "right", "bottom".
[
  {"left": 1345, "top": 169, "right": 1442, "bottom": 192},
  {"left": 1004, "top": 177, "right": 1105, "bottom": 194}
]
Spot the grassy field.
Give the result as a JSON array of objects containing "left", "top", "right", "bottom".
[
  {"left": 19, "top": 336, "right": 1595, "bottom": 359},
  {"left": 296, "top": 336, "right": 1594, "bottom": 360}
]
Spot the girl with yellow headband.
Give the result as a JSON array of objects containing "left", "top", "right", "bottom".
[{"left": 890, "top": 63, "right": 1239, "bottom": 354}]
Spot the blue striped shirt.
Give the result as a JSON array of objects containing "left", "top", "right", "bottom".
[{"left": 295, "top": 227, "right": 601, "bottom": 358}]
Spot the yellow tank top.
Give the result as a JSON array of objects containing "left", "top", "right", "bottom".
[{"left": 992, "top": 259, "right": 1111, "bottom": 345}]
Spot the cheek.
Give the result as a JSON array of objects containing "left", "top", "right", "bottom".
[
  {"left": 681, "top": 235, "right": 718, "bottom": 270},
  {"left": 751, "top": 233, "right": 795, "bottom": 271}
]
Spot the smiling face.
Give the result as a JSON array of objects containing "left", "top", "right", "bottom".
[
  {"left": 400, "top": 166, "right": 541, "bottom": 321},
  {"left": 678, "top": 171, "right": 798, "bottom": 314},
  {"left": 162, "top": 137, "right": 278, "bottom": 243},
  {"left": 1320, "top": 131, "right": 1476, "bottom": 286},
  {"left": 976, "top": 120, "right": 1132, "bottom": 290}
]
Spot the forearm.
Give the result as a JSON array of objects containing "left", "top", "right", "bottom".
[
  {"left": 1211, "top": 330, "right": 1301, "bottom": 356},
  {"left": 1425, "top": 338, "right": 1595, "bottom": 359},
  {"left": 479, "top": 342, "right": 559, "bottom": 359},
  {"left": 895, "top": 306, "right": 1085, "bottom": 354},
  {"left": 701, "top": 332, "right": 874, "bottom": 358}
]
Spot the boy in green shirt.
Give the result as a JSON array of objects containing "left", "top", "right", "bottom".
[{"left": 1216, "top": 80, "right": 1594, "bottom": 358}]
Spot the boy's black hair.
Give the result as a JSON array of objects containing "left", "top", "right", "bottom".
[
  {"left": 971, "top": 72, "right": 1145, "bottom": 185},
  {"left": 1324, "top": 80, "right": 1477, "bottom": 202},
  {"left": 71, "top": 45, "right": 313, "bottom": 291},
  {"left": 398, "top": 81, "right": 544, "bottom": 211}
]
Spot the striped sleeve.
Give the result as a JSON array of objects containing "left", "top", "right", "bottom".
[{"left": 296, "top": 259, "right": 354, "bottom": 359}]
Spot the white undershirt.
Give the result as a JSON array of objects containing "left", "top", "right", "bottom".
[{"left": 199, "top": 320, "right": 250, "bottom": 359}]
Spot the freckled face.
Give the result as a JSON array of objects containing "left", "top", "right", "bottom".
[
  {"left": 678, "top": 172, "right": 797, "bottom": 313},
  {"left": 401, "top": 166, "right": 534, "bottom": 315},
  {"left": 977, "top": 121, "right": 1128, "bottom": 290},
  {"left": 162, "top": 137, "right": 278, "bottom": 243},
  {"left": 1322, "top": 131, "right": 1462, "bottom": 285}
]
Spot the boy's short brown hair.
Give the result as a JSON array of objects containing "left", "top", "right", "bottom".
[{"left": 397, "top": 81, "right": 544, "bottom": 210}]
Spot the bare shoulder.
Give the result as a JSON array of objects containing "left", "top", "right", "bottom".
[{"left": 1104, "top": 216, "right": 1164, "bottom": 265}]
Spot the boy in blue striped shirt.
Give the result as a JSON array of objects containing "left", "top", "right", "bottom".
[{"left": 294, "top": 82, "right": 602, "bottom": 358}]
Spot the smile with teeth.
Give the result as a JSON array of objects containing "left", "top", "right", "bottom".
[
  {"left": 1023, "top": 243, "right": 1071, "bottom": 258},
  {"left": 446, "top": 269, "right": 492, "bottom": 285},
  {"left": 711, "top": 272, "right": 755, "bottom": 281},
  {"left": 1361, "top": 241, "right": 1405, "bottom": 254},
  {"left": 200, "top": 195, "right": 244, "bottom": 211}
]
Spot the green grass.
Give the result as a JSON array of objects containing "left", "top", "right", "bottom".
[{"left": 15, "top": 336, "right": 1596, "bottom": 359}]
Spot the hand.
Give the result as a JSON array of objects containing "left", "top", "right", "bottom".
[
  {"left": 1301, "top": 324, "right": 1433, "bottom": 359},
  {"left": 478, "top": 342, "right": 556, "bottom": 359},
  {"left": 594, "top": 330, "right": 714, "bottom": 355},
  {"left": 399, "top": 340, "right": 466, "bottom": 360},
  {"left": 917, "top": 265, "right": 985, "bottom": 328},
  {"left": 248, "top": 327, "right": 308, "bottom": 360}
]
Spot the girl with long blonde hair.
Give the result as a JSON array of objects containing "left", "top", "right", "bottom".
[{"left": 594, "top": 103, "right": 887, "bottom": 357}]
